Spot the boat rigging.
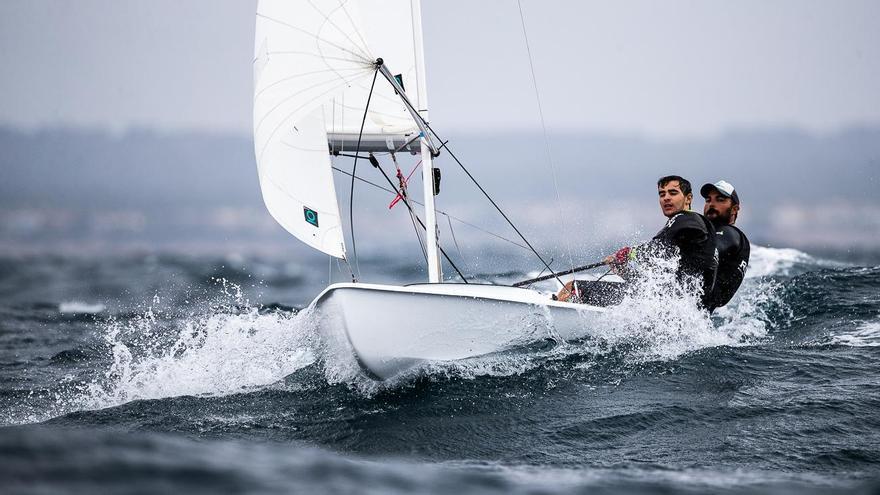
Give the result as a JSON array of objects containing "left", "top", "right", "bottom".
[{"left": 252, "top": 0, "right": 609, "bottom": 380}]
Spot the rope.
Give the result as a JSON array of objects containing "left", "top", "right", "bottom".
[
  {"left": 347, "top": 67, "right": 379, "bottom": 281},
  {"left": 389, "top": 155, "right": 421, "bottom": 209},
  {"left": 446, "top": 213, "right": 465, "bottom": 261},
  {"left": 409, "top": 207, "right": 430, "bottom": 265},
  {"left": 391, "top": 152, "right": 430, "bottom": 265},
  {"left": 535, "top": 257, "right": 555, "bottom": 278},
  {"left": 427, "top": 123, "right": 563, "bottom": 287},
  {"left": 365, "top": 154, "right": 470, "bottom": 283},
  {"left": 331, "top": 163, "right": 530, "bottom": 251},
  {"left": 516, "top": 0, "right": 577, "bottom": 281}
]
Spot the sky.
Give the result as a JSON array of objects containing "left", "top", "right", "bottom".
[{"left": 1, "top": 0, "right": 879, "bottom": 138}]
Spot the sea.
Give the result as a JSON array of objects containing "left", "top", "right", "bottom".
[{"left": 1, "top": 245, "right": 879, "bottom": 494}]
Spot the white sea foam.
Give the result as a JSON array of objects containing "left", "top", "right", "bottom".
[
  {"left": 825, "top": 321, "right": 880, "bottom": 347},
  {"left": 746, "top": 245, "right": 841, "bottom": 278},
  {"left": 476, "top": 462, "right": 848, "bottom": 492},
  {"left": 76, "top": 280, "right": 320, "bottom": 409},
  {"left": 58, "top": 301, "right": 106, "bottom": 314},
  {"left": 712, "top": 277, "right": 786, "bottom": 341},
  {"left": 587, "top": 254, "right": 769, "bottom": 362}
]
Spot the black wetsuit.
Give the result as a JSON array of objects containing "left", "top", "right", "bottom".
[
  {"left": 704, "top": 223, "right": 750, "bottom": 311},
  {"left": 642, "top": 210, "right": 718, "bottom": 304},
  {"left": 575, "top": 210, "right": 718, "bottom": 307}
]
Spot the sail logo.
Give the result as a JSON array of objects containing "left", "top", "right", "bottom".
[{"left": 303, "top": 207, "right": 319, "bottom": 227}]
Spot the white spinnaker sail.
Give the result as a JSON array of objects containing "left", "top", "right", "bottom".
[{"left": 253, "top": 0, "right": 429, "bottom": 258}]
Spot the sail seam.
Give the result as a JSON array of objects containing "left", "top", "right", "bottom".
[
  {"left": 313, "top": 2, "right": 372, "bottom": 81},
  {"left": 333, "top": 1, "right": 373, "bottom": 60},
  {"left": 256, "top": 13, "right": 368, "bottom": 62},
  {"left": 254, "top": 66, "right": 363, "bottom": 101},
  {"left": 255, "top": 71, "right": 366, "bottom": 134},
  {"left": 263, "top": 52, "right": 364, "bottom": 64},
  {"left": 255, "top": 73, "right": 373, "bottom": 163}
]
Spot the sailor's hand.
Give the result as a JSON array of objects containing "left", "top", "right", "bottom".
[
  {"left": 602, "top": 254, "right": 616, "bottom": 265},
  {"left": 613, "top": 246, "right": 631, "bottom": 264}
]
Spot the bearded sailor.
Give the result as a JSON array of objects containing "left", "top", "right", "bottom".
[{"left": 700, "top": 180, "right": 750, "bottom": 311}]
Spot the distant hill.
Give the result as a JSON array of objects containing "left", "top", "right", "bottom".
[
  {"left": 3, "top": 125, "right": 878, "bottom": 206},
  {"left": 0, "top": 127, "right": 259, "bottom": 208},
  {"left": 1, "top": 125, "right": 878, "bottom": 254}
]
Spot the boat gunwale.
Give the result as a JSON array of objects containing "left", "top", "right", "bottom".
[{"left": 310, "top": 282, "right": 608, "bottom": 312}]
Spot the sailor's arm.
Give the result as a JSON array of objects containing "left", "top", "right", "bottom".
[
  {"left": 603, "top": 222, "right": 706, "bottom": 274},
  {"left": 715, "top": 225, "right": 742, "bottom": 256}
]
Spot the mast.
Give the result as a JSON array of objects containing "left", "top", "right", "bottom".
[
  {"left": 420, "top": 137, "right": 442, "bottom": 282},
  {"left": 409, "top": 0, "right": 440, "bottom": 282}
]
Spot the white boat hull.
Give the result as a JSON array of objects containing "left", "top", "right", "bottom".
[{"left": 311, "top": 282, "right": 606, "bottom": 380}]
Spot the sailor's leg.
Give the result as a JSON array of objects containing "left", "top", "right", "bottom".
[
  {"left": 579, "top": 280, "right": 628, "bottom": 307},
  {"left": 556, "top": 281, "right": 576, "bottom": 302}
]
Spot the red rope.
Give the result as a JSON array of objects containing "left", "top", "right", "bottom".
[{"left": 388, "top": 159, "right": 422, "bottom": 209}]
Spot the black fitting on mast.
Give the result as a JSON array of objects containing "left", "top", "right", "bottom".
[
  {"left": 432, "top": 167, "right": 441, "bottom": 196},
  {"left": 375, "top": 58, "right": 384, "bottom": 67}
]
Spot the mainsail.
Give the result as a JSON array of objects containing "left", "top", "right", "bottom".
[{"left": 253, "top": 0, "right": 429, "bottom": 258}]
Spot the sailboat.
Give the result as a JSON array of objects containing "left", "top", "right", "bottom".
[{"left": 253, "top": 0, "right": 606, "bottom": 380}]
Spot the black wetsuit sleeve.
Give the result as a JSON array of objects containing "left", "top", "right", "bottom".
[
  {"left": 630, "top": 212, "right": 717, "bottom": 307},
  {"left": 663, "top": 213, "right": 709, "bottom": 246},
  {"left": 715, "top": 225, "right": 743, "bottom": 255},
  {"left": 621, "top": 212, "right": 709, "bottom": 281},
  {"left": 643, "top": 212, "right": 709, "bottom": 256}
]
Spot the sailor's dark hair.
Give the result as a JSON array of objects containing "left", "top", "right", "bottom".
[{"left": 657, "top": 175, "right": 692, "bottom": 196}]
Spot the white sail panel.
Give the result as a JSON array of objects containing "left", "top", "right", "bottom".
[
  {"left": 257, "top": 108, "right": 346, "bottom": 257},
  {"left": 324, "top": 0, "right": 429, "bottom": 139},
  {"left": 254, "top": 0, "right": 429, "bottom": 257}
]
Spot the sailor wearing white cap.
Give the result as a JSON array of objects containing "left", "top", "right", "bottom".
[{"left": 701, "top": 180, "right": 750, "bottom": 310}]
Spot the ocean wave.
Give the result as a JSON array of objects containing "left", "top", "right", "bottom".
[
  {"left": 44, "top": 280, "right": 320, "bottom": 415},
  {"left": 89, "top": 310, "right": 316, "bottom": 406},
  {"left": 58, "top": 301, "right": 106, "bottom": 314},
  {"left": 824, "top": 321, "right": 880, "bottom": 348},
  {"left": 0, "top": 426, "right": 866, "bottom": 495},
  {"left": 747, "top": 245, "right": 842, "bottom": 278}
]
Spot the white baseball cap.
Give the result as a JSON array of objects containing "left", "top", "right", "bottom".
[{"left": 700, "top": 180, "right": 740, "bottom": 205}]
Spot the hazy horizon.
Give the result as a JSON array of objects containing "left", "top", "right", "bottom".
[{"left": 2, "top": 125, "right": 877, "bottom": 267}]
